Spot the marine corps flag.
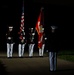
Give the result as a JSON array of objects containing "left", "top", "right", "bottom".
[{"left": 35, "top": 7, "right": 44, "bottom": 49}]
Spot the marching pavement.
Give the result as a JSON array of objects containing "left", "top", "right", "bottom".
[{"left": 0, "top": 52, "right": 74, "bottom": 75}]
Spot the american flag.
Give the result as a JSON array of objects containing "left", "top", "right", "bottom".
[
  {"left": 21, "top": 2, "right": 24, "bottom": 27},
  {"left": 18, "top": 0, "right": 24, "bottom": 40},
  {"left": 35, "top": 7, "right": 44, "bottom": 49}
]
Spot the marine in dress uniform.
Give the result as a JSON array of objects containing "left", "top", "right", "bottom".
[
  {"left": 6, "top": 26, "right": 14, "bottom": 58},
  {"left": 47, "top": 25, "right": 59, "bottom": 71},
  {"left": 39, "top": 28, "right": 47, "bottom": 56},
  {"left": 18, "top": 26, "right": 26, "bottom": 57},
  {"left": 29, "top": 28, "right": 35, "bottom": 57}
]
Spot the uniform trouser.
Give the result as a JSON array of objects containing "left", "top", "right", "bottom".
[
  {"left": 49, "top": 52, "right": 57, "bottom": 71},
  {"left": 39, "top": 44, "right": 45, "bottom": 56},
  {"left": 29, "top": 44, "right": 35, "bottom": 57},
  {"left": 7, "top": 43, "right": 13, "bottom": 57},
  {"left": 18, "top": 43, "right": 26, "bottom": 57}
]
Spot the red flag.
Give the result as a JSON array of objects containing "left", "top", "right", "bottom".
[{"left": 35, "top": 7, "right": 44, "bottom": 49}]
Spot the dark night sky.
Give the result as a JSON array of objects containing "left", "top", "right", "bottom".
[{"left": 0, "top": 0, "right": 74, "bottom": 51}]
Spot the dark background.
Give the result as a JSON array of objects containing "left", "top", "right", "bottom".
[{"left": 0, "top": 0, "right": 74, "bottom": 52}]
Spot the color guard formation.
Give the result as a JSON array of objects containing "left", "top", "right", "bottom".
[
  {"left": 5, "top": 1, "right": 48, "bottom": 58},
  {"left": 6, "top": 26, "right": 47, "bottom": 58},
  {"left": 4, "top": 0, "right": 60, "bottom": 72}
]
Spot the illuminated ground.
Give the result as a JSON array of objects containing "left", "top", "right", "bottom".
[{"left": 0, "top": 52, "right": 74, "bottom": 75}]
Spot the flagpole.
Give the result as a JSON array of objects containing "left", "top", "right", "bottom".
[
  {"left": 23, "top": 0, "right": 24, "bottom": 7},
  {"left": 41, "top": 7, "right": 44, "bottom": 27}
]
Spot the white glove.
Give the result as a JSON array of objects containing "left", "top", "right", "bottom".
[
  {"left": 45, "top": 37, "right": 47, "bottom": 40},
  {"left": 32, "top": 33, "right": 35, "bottom": 35},
  {"left": 8, "top": 37, "right": 11, "bottom": 40}
]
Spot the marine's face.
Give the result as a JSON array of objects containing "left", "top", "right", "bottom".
[
  {"left": 51, "top": 28, "right": 55, "bottom": 33},
  {"left": 9, "top": 28, "right": 13, "bottom": 31},
  {"left": 31, "top": 28, "right": 33, "bottom": 32},
  {"left": 42, "top": 28, "right": 44, "bottom": 32},
  {"left": 51, "top": 26, "right": 56, "bottom": 33}
]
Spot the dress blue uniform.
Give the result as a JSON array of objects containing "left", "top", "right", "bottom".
[
  {"left": 6, "top": 26, "right": 14, "bottom": 58},
  {"left": 39, "top": 28, "right": 47, "bottom": 56},
  {"left": 47, "top": 25, "right": 59, "bottom": 71},
  {"left": 18, "top": 28, "right": 26, "bottom": 57},
  {"left": 29, "top": 28, "right": 35, "bottom": 57}
]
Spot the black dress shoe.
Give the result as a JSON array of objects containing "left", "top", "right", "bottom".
[
  {"left": 19, "top": 56, "right": 23, "bottom": 58},
  {"left": 39, "top": 56, "right": 43, "bottom": 57},
  {"left": 29, "top": 56, "right": 33, "bottom": 58},
  {"left": 50, "top": 70, "right": 56, "bottom": 72},
  {"left": 7, "top": 57, "right": 12, "bottom": 58}
]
